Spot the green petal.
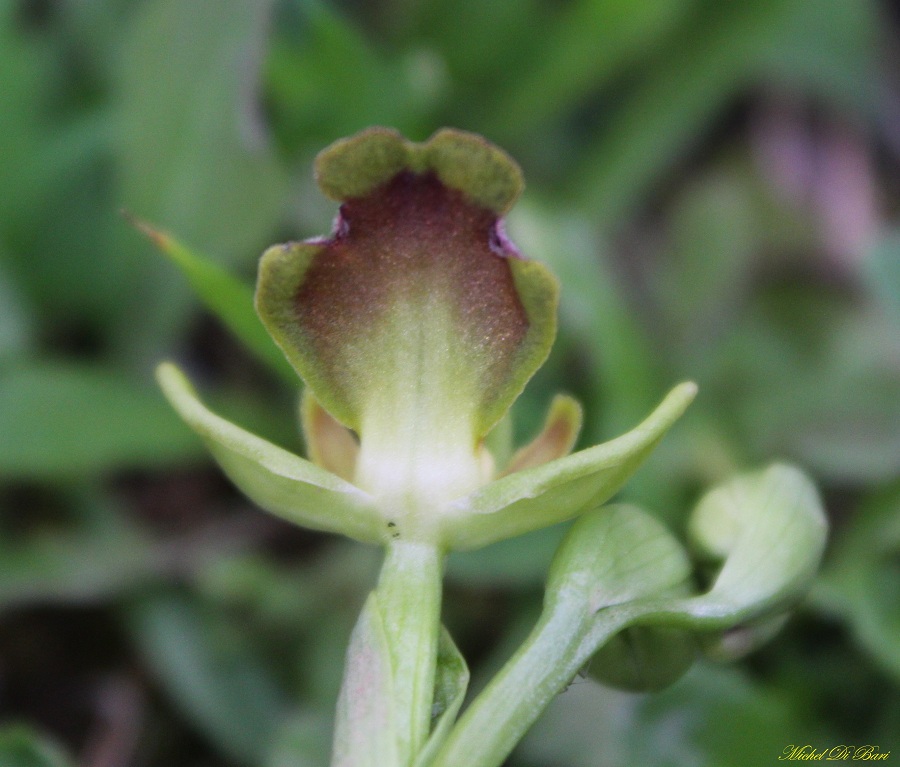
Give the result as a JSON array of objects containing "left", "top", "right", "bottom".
[
  {"left": 500, "top": 394, "right": 582, "bottom": 476},
  {"left": 442, "top": 382, "right": 697, "bottom": 550},
  {"left": 300, "top": 389, "right": 359, "bottom": 483},
  {"left": 156, "top": 363, "right": 382, "bottom": 544}
]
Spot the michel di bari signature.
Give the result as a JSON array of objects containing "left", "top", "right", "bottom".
[{"left": 780, "top": 745, "right": 891, "bottom": 761}]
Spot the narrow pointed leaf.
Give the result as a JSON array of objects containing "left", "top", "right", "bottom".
[
  {"left": 442, "top": 382, "right": 696, "bottom": 550},
  {"left": 130, "top": 216, "right": 295, "bottom": 382},
  {"left": 157, "top": 363, "right": 382, "bottom": 544}
]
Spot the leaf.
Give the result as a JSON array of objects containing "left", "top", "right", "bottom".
[
  {"left": 518, "top": 663, "right": 804, "bottom": 767},
  {"left": 414, "top": 628, "right": 470, "bottom": 767},
  {"left": 156, "top": 363, "right": 382, "bottom": 544},
  {"left": 127, "top": 591, "right": 289, "bottom": 765},
  {"left": 0, "top": 361, "right": 199, "bottom": 479},
  {"left": 331, "top": 593, "right": 401, "bottom": 767},
  {"left": 127, "top": 215, "right": 295, "bottom": 383},
  {"left": 0, "top": 724, "right": 74, "bottom": 767},
  {"left": 442, "top": 382, "right": 696, "bottom": 550},
  {"left": 813, "top": 485, "right": 900, "bottom": 681},
  {"left": 572, "top": 0, "right": 804, "bottom": 229},
  {"left": 485, "top": 0, "right": 696, "bottom": 134},
  {"left": 865, "top": 228, "right": 900, "bottom": 320},
  {"left": 265, "top": 710, "right": 332, "bottom": 767},
  {"left": 429, "top": 504, "right": 693, "bottom": 767},
  {"left": 0, "top": 257, "right": 34, "bottom": 362},
  {"left": 681, "top": 464, "right": 828, "bottom": 623},
  {"left": 0, "top": 524, "right": 152, "bottom": 611},
  {"left": 114, "top": 0, "right": 288, "bottom": 356}
]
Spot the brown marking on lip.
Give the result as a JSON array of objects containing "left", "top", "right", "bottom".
[{"left": 292, "top": 170, "right": 529, "bottom": 419}]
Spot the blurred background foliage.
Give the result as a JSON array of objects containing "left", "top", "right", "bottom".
[{"left": 0, "top": 0, "right": 898, "bottom": 764}]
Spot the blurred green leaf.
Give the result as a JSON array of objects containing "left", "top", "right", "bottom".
[
  {"left": 0, "top": 724, "right": 73, "bottom": 767},
  {"left": 115, "top": 0, "right": 288, "bottom": 357},
  {"left": 447, "top": 524, "right": 568, "bottom": 587},
  {"left": 0, "top": 523, "right": 152, "bottom": 611},
  {"left": 128, "top": 591, "right": 289, "bottom": 764},
  {"left": 814, "top": 485, "right": 900, "bottom": 681},
  {"left": 0, "top": 257, "right": 34, "bottom": 362},
  {"left": 486, "top": 0, "right": 696, "bottom": 135},
  {"left": 573, "top": 0, "right": 802, "bottom": 228},
  {"left": 866, "top": 228, "right": 900, "bottom": 320},
  {"left": 0, "top": 361, "right": 200, "bottom": 479},
  {"left": 725, "top": 296, "right": 900, "bottom": 483},
  {"left": 520, "top": 663, "right": 804, "bottom": 767},
  {"left": 265, "top": 710, "right": 332, "bottom": 767},
  {"left": 654, "top": 169, "right": 758, "bottom": 371},
  {"left": 266, "top": 0, "right": 421, "bottom": 148},
  {"left": 755, "top": 0, "right": 879, "bottom": 112},
  {"left": 0, "top": 2, "right": 52, "bottom": 224},
  {"left": 130, "top": 217, "right": 296, "bottom": 383},
  {"left": 509, "top": 202, "right": 662, "bottom": 437}
]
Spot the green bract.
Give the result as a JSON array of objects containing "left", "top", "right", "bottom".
[{"left": 158, "top": 127, "right": 696, "bottom": 551}]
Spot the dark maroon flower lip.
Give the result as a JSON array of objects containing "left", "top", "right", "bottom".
[{"left": 255, "top": 128, "right": 559, "bottom": 441}]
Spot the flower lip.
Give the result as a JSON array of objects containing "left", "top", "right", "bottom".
[
  {"left": 256, "top": 129, "right": 559, "bottom": 448},
  {"left": 314, "top": 126, "right": 525, "bottom": 215}
]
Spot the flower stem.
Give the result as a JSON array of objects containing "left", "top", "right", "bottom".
[
  {"left": 428, "top": 595, "right": 626, "bottom": 767},
  {"left": 376, "top": 539, "right": 444, "bottom": 765}
]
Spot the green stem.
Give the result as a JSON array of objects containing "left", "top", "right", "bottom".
[
  {"left": 429, "top": 596, "right": 627, "bottom": 767},
  {"left": 376, "top": 539, "right": 445, "bottom": 765}
]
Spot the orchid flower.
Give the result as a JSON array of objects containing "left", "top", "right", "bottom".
[
  {"left": 154, "top": 128, "right": 825, "bottom": 767},
  {"left": 157, "top": 127, "right": 696, "bottom": 554}
]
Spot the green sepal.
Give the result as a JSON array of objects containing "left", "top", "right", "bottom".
[
  {"left": 156, "top": 363, "right": 383, "bottom": 544},
  {"left": 442, "top": 382, "right": 697, "bottom": 550}
]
